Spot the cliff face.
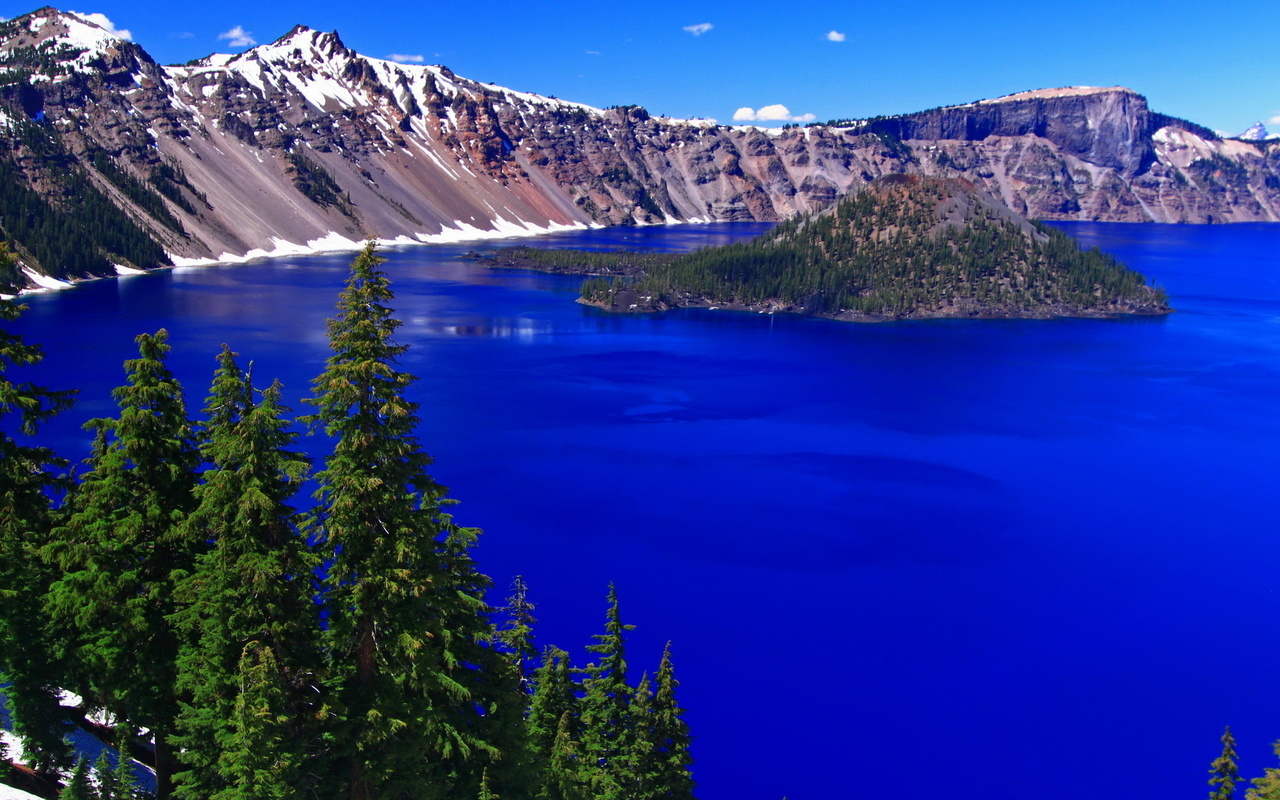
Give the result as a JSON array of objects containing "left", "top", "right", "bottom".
[{"left": 0, "top": 9, "right": 1277, "bottom": 286}]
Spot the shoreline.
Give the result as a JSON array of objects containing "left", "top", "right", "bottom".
[{"left": 8, "top": 216, "right": 614, "bottom": 298}]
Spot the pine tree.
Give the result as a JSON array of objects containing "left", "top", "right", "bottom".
[
  {"left": 42, "top": 330, "right": 201, "bottom": 800},
  {"left": 211, "top": 642, "right": 303, "bottom": 800},
  {"left": 0, "top": 285, "right": 76, "bottom": 774},
  {"left": 172, "top": 347, "right": 319, "bottom": 800},
  {"left": 1248, "top": 741, "right": 1280, "bottom": 800},
  {"left": 577, "top": 585, "right": 634, "bottom": 799},
  {"left": 645, "top": 645, "right": 694, "bottom": 800},
  {"left": 544, "top": 712, "right": 585, "bottom": 800},
  {"left": 92, "top": 752, "right": 119, "bottom": 800},
  {"left": 1211, "top": 726, "right": 1241, "bottom": 800},
  {"left": 60, "top": 759, "right": 97, "bottom": 800},
  {"left": 305, "top": 241, "right": 513, "bottom": 800},
  {"left": 527, "top": 647, "right": 577, "bottom": 769},
  {"left": 497, "top": 576, "right": 538, "bottom": 686}
]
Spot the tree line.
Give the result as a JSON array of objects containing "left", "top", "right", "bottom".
[
  {"left": 573, "top": 177, "right": 1170, "bottom": 318},
  {"left": 0, "top": 241, "right": 695, "bottom": 800}
]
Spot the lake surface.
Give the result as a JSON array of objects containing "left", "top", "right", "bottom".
[{"left": 8, "top": 221, "right": 1280, "bottom": 800}]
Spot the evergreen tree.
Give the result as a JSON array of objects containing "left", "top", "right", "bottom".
[
  {"left": 60, "top": 759, "right": 97, "bottom": 800},
  {"left": 577, "top": 585, "right": 634, "bottom": 799},
  {"left": 527, "top": 647, "right": 577, "bottom": 769},
  {"left": 92, "top": 752, "right": 119, "bottom": 800},
  {"left": 212, "top": 642, "right": 303, "bottom": 800},
  {"left": 497, "top": 576, "right": 539, "bottom": 686},
  {"left": 0, "top": 272, "right": 76, "bottom": 775},
  {"left": 1211, "top": 726, "right": 1242, "bottom": 800},
  {"left": 305, "top": 241, "right": 514, "bottom": 800},
  {"left": 544, "top": 712, "right": 585, "bottom": 800},
  {"left": 42, "top": 330, "right": 201, "bottom": 800},
  {"left": 1248, "top": 742, "right": 1280, "bottom": 800},
  {"left": 645, "top": 645, "right": 694, "bottom": 800},
  {"left": 171, "top": 347, "right": 319, "bottom": 800}
]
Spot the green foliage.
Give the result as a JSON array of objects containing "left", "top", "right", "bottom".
[
  {"left": 497, "top": 576, "right": 539, "bottom": 683},
  {"left": 0, "top": 119, "right": 170, "bottom": 283},
  {"left": 286, "top": 151, "right": 354, "bottom": 218},
  {"left": 1248, "top": 741, "right": 1280, "bottom": 800},
  {"left": 574, "top": 177, "right": 1167, "bottom": 318},
  {"left": 87, "top": 148, "right": 186, "bottom": 233},
  {"left": 211, "top": 643, "right": 304, "bottom": 800},
  {"left": 41, "top": 330, "right": 200, "bottom": 799},
  {"left": 1211, "top": 726, "right": 1241, "bottom": 800},
  {"left": 60, "top": 759, "right": 96, "bottom": 800},
  {"left": 305, "top": 241, "right": 519, "bottom": 800},
  {"left": 0, "top": 265, "right": 76, "bottom": 772},
  {"left": 171, "top": 346, "right": 319, "bottom": 800}
]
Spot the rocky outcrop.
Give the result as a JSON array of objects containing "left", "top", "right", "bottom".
[{"left": 0, "top": 10, "right": 1278, "bottom": 287}]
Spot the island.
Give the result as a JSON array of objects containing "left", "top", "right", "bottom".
[{"left": 469, "top": 175, "right": 1172, "bottom": 321}]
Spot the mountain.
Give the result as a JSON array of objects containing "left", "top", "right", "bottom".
[
  {"left": 1237, "top": 121, "right": 1279, "bottom": 142},
  {"left": 566, "top": 174, "right": 1170, "bottom": 320},
  {"left": 0, "top": 8, "right": 1278, "bottom": 289}
]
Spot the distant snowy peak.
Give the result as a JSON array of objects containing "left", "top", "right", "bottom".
[
  {"left": 0, "top": 7, "right": 141, "bottom": 73},
  {"left": 1236, "top": 121, "right": 1279, "bottom": 141}
]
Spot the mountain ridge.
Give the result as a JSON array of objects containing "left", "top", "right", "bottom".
[{"left": 0, "top": 7, "right": 1278, "bottom": 289}]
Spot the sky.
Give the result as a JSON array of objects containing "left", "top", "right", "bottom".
[{"left": 2, "top": 0, "right": 1278, "bottom": 135}]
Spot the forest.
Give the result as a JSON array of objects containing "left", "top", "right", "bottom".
[
  {"left": 0, "top": 242, "right": 695, "bottom": 800},
  {"left": 499, "top": 177, "right": 1171, "bottom": 320}
]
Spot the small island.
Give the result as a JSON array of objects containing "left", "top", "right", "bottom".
[{"left": 471, "top": 175, "right": 1172, "bottom": 321}]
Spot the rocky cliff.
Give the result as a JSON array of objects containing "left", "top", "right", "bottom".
[{"left": 0, "top": 8, "right": 1277, "bottom": 287}]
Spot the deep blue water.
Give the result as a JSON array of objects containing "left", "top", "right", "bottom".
[{"left": 8, "top": 221, "right": 1280, "bottom": 800}]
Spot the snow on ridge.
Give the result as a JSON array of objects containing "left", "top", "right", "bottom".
[{"left": 974, "top": 86, "right": 1134, "bottom": 106}]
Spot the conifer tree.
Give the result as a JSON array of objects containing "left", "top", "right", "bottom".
[
  {"left": 306, "top": 241, "right": 514, "bottom": 800},
  {"left": 527, "top": 647, "right": 577, "bottom": 768},
  {"left": 1211, "top": 726, "right": 1241, "bottom": 800},
  {"left": 172, "top": 347, "right": 318, "bottom": 800},
  {"left": 497, "top": 576, "right": 539, "bottom": 685},
  {"left": 92, "top": 752, "right": 118, "bottom": 800},
  {"left": 544, "top": 712, "right": 585, "bottom": 800},
  {"left": 212, "top": 642, "right": 303, "bottom": 800},
  {"left": 1248, "top": 742, "right": 1280, "bottom": 800},
  {"left": 578, "top": 585, "right": 634, "bottom": 799},
  {"left": 0, "top": 286, "right": 75, "bottom": 774},
  {"left": 60, "top": 759, "right": 96, "bottom": 800},
  {"left": 645, "top": 645, "right": 694, "bottom": 800},
  {"left": 42, "top": 330, "right": 201, "bottom": 800}
]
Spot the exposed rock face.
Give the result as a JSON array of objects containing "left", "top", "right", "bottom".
[{"left": 0, "top": 11, "right": 1278, "bottom": 286}]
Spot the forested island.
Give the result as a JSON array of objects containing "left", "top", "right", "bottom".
[
  {"left": 471, "top": 175, "right": 1172, "bottom": 322},
  {"left": 0, "top": 243, "right": 694, "bottom": 800}
]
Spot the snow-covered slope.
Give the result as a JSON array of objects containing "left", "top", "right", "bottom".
[{"left": 0, "top": 7, "right": 1278, "bottom": 285}]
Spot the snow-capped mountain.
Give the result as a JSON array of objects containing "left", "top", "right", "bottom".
[
  {"left": 0, "top": 7, "right": 1278, "bottom": 286},
  {"left": 1237, "top": 121, "right": 1280, "bottom": 141}
]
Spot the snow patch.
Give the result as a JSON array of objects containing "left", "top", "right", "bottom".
[
  {"left": 113, "top": 263, "right": 147, "bottom": 275},
  {"left": 21, "top": 267, "right": 73, "bottom": 291}
]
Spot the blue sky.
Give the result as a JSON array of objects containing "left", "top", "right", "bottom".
[{"left": 5, "top": 0, "right": 1279, "bottom": 135}]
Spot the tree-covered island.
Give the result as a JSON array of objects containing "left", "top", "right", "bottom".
[{"left": 471, "top": 175, "right": 1172, "bottom": 321}]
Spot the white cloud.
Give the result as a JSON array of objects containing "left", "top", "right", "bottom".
[
  {"left": 683, "top": 23, "right": 713, "bottom": 36},
  {"left": 826, "top": 30, "right": 846, "bottom": 42},
  {"left": 387, "top": 53, "right": 425, "bottom": 63},
  {"left": 68, "top": 11, "right": 132, "bottom": 40},
  {"left": 1268, "top": 114, "right": 1280, "bottom": 126},
  {"left": 585, "top": 50, "right": 601, "bottom": 55},
  {"left": 218, "top": 25, "right": 256, "bottom": 48},
  {"left": 732, "top": 104, "right": 816, "bottom": 123}
]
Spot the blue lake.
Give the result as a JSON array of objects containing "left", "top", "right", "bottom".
[{"left": 8, "top": 220, "right": 1280, "bottom": 799}]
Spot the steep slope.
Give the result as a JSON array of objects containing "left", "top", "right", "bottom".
[
  {"left": 0, "top": 8, "right": 1277, "bottom": 290},
  {"left": 574, "top": 174, "right": 1170, "bottom": 320}
]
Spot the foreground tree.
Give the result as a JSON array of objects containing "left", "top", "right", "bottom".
[
  {"left": 172, "top": 347, "right": 320, "bottom": 800},
  {"left": 1248, "top": 741, "right": 1280, "bottom": 800},
  {"left": 643, "top": 645, "right": 694, "bottom": 800},
  {"left": 306, "top": 241, "right": 522, "bottom": 800},
  {"left": 42, "top": 330, "right": 201, "bottom": 800},
  {"left": 0, "top": 283, "right": 75, "bottom": 773},
  {"left": 1211, "top": 726, "right": 1242, "bottom": 800}
]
